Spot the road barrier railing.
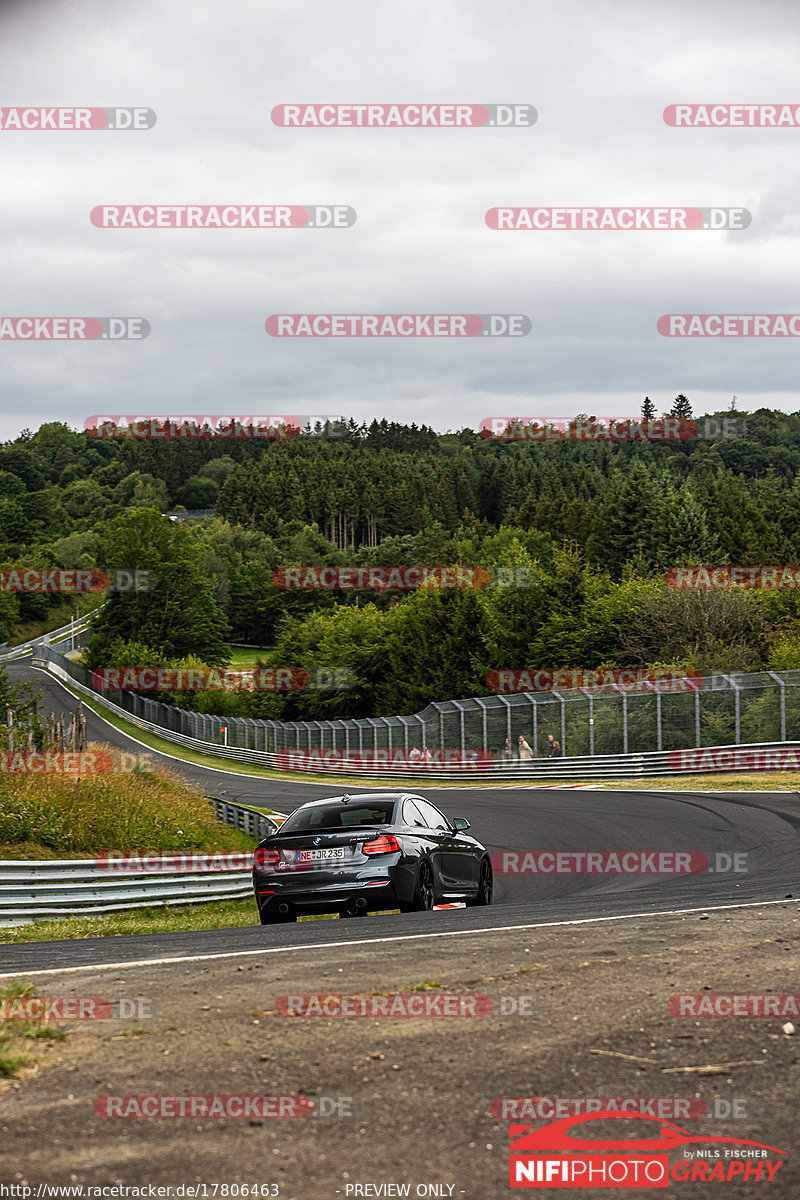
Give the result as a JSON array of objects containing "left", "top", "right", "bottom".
[
  {"left": 0, "top": 798, "right": 279, "bottom": 926},
  {"left": 0, "top": 613, "right": 95, "bottom": 661},
  {"left": 31, "top": 644, "right": 800, "bottom": 779}
]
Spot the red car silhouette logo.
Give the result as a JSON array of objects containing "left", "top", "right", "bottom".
[{"left": 510, "top": 1110, "right": 785, "bottom": 1155}]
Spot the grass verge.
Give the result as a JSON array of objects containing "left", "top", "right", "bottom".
[
  {"left": 0, "top": 748, "right": 255, "bottom": 856},
  {"left": 0, "top": 981, "right": 66, "bottom": 1079},
  {"left": 0, "top": 898, "right": 404, "bottom": 943}
]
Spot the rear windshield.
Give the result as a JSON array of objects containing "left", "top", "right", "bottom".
[{"left": 279, "top": 800, "right": 396, "bottom": 832}]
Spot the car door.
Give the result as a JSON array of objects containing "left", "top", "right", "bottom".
[
  {"left": 401, "top": 797, "right": 447, "bottom": 888},
  {"left": 411, "top": 797, "right": 476, "bottom": 890}
]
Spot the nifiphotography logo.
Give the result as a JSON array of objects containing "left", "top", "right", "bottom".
[{"left": 508, "top": 1111, "right": 786, "bottom": 1188}]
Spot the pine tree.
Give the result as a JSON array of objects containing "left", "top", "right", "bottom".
[
  {"left": 670, "top": 394, "right": 693, "bottom": 419},
  {"left": 658, "top": 486, "right": 720, "bottom": 568},
  {"left": 641, "top": 396, "right": 656, "bottom": 421}
]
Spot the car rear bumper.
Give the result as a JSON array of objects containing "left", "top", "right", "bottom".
[{"left": 253, "top": 874, "right": 400, "bottom": 916}]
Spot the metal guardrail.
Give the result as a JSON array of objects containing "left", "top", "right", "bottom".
[
  {"left": 28, "top": 649, "right": 800, "bottom": 780},
  {"left": 0, "top": 613, "right": 94, "bottom": 661},
  {"left": 209, "top": 798, "right": 281, "bottom": 840},
  {"left": 31, "top": 644, "right": 800, "bottom": 781},
  {"left": 0, "top": 798, "right": 279, "bottom": 926}
]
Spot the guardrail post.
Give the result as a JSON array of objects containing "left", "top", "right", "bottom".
[{"left": 767, "top": 671, "right": 787, "bottom": 741}]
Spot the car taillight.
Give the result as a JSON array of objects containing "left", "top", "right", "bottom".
[
  {"left": 254, "top": 847, "right": 281, "bottom": 869},
  {"left": 361, "top": 834, "right": 402, "bottom": 855}
]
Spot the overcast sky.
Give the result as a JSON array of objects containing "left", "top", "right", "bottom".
[{"left": 1, "top": 0, "right": 799, "bottom": 442}]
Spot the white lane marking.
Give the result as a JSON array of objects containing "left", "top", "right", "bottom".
[{"left": 2, "top": 896, "right": 797, "bottom": 979}]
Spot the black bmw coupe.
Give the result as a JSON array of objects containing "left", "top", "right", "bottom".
[{"left": 252, "top": 791, "right": 493, "bottom": 923}]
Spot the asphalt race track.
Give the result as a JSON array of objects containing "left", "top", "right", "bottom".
[{"left": 2, "top": 657, "right": 798, "bottom": 977}]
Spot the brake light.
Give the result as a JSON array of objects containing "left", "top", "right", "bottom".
[
  {"left": 254, "top": 847, "right": 281, "bottom": 869},
  {"left": 362, "top": 834, "right": 402, "bottom": 855}
]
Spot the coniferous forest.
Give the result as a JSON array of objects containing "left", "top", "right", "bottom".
[{"left": 1, "top": 403, "right": 800, "bottom": 721}]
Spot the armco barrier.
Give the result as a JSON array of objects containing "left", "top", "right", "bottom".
[
  {"left": 0, "top": 860, "right": 252, "bottom": 927},
  {"left": 0, "top": 613, "right": 94, "bottom": 662},
  {"left": 210, "top": 798, "right": 281, "bottom": 840},
  {"left": 30, "top": 645, "right": 800, "bottom": 780},
  {"left": 0, "top": 799, "right": 276, "bottom": 926}
]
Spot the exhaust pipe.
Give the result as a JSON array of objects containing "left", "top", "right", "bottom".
[
  {"left": 277, "top": 902, "right": 291, "bottom": 915},
  {"left": 341, "top": 896, "right": 369, "bottom": 917}
]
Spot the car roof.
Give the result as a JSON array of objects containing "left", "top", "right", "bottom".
[{"left": 292, "top": 793, "right": 412, "bottom": 809}]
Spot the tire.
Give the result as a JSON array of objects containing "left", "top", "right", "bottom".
[
  {"left": 465, "top": 857, "right": 493, "bottom": 907},
  {"left": 408, "top": 860, "right": 435, "bottom": 912}
]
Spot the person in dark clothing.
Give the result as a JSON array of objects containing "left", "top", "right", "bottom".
[{"left": 546, "top": 733, "right": 561, "bottom": 757}]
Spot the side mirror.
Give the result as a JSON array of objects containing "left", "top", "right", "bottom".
[{"left": 452, "top": 817, "right": 471, "bottom": 832}]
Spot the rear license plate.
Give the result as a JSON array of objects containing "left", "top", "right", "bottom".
[{"left": 296, "top": 847, "right": 346, "bottom": 863}]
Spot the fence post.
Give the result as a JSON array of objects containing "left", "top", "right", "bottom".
[
  {"left": 551, "top": 691, "right": 566, "bottom": 756},
  {"left": 721, "top": 674, "right": 740, "bottom": 744},
  {"left": 474, "top": 698, "right": 489, "bottom": 756},
  {"left": 580, "top": 689, "right": 594, "bottom": 756},
  {"left": 767, "top": 671, "right": 787, "bottom": 742},
  {"left": 644, "top": 682, "right": 662, "bottom": 752},
  {"left": 6, "top": 707, "right": 13, "bottom": 755},
  {"left": 610, "top": 683, "right": 628, "bottom": 754}
]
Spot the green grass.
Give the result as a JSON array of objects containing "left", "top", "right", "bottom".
[
  {"left": 8, "top": 594, "right": 104, "bottom": 647},
  {"left": 0, "top": 897, "right": 402, "bottom": 943},
  {"left": 0, "top": 750, "right": 256, "bottom": 856},
  {"left": 0, "top": 897, "right": 261, "bottom": 943},
  {"left": 223, "top": 644, "right": 273, "bottom": 668},
  {"left": 0, "top": 981, "right": 67, "bottom": 1078}
]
